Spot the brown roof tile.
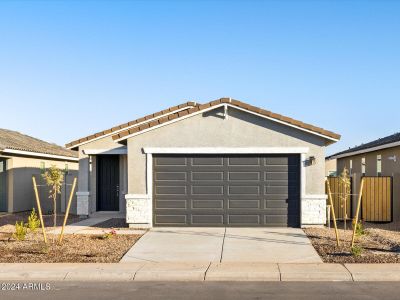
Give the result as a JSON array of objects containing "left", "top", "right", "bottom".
[
  {"left": 66, "top": 101, "right": 196, "bottom": 149},
  {"left": 0, "top": 128, "right": 78, "bottom": 159},
  {"left": 111, "top": 98, "right": 341, "bottom": 142}
]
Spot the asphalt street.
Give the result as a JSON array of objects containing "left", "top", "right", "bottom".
[{"left": 1, "top": 281, "right": 400, "bottom": 300}]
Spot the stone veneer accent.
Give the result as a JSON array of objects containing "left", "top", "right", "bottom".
[
  {"left": 126, "top": 194, "right": 151, "bottom": 225},
  {"left": 301, "top": 195, "right": 327, "bottom": 225},
  {"left": 76, "top": 191, "right": 90, "bottom": 216}
]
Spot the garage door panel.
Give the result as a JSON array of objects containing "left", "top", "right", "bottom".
[
  {"left": 191, "top": 172, "right": 223, "bottom": 181},
  {"left": 155, "top": 172, "right": 187, "bottom": 181},
  {"left": 155, "top": 157, "right": 187, "bottom": 166},
  {"left": 192, "top": 157, "right": 223, "bottom": 166},
  {"left": 228, "top": 157, "right": 260, "bottom": 166},
  {"left": 192, "top": 185, "right": 224, "bottom": 195},
  {"left": 155, "top": 215, "right": 187, "bottom": 225},
  {"left": 228, "top": 199, "right": 260, "bottom": 209},
  {"left": 192, "top": 199, "right": 224, "bottom": 209},
  {"left": 228, "top": 214, "right": 260, "bottom": 225},
  {"left": 265, "top": 199, "right": 288, "bottom": 209},
  {"left": 229, "top": 185, "right": 260, "bottom": 195},
  {"left": 155, "top": 186, "right": 187, "bottom": 195},
  {"left": 191, "top": 215, "right": 224, "bottom": 225},
  {"left": 155, "top": 199, "right": 187, "bottom": 209},
  {"left": 153, "top": 154, "right": 300, "bottom": 227},
  {"left": 228, "top": 172, "right": 260, "bottom": 181}
]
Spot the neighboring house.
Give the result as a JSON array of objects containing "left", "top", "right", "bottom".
[
  {"left": 325, "top": 158, "right": 337, "bottom": 176},
  {"left": 66, "top": 98, "right": 340, "bottom": 228},
  {"left": 328, "top": 132, "right": 400, "bottom": 221},
  {"left": 0, "top": 129, "right": 78, "bottom": 214}
]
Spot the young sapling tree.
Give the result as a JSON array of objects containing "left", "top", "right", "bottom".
[{"left": 42, "top": 165, "right": 64, "bottom": 242}]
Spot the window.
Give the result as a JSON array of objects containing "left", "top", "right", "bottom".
[
  {"left": 40, "top": 162, "right": 45, "bottom": 173},
  {"left": 361, "top": 157, "right": 366, "bottom": 176},
  {"left": 377, "top": 155, "right": 382, "bottom": 176},
  {"left": 64, "top": 163, "right": 69, "bottom": 175},
  {"left": 349, "top": 159, "right": 353, "bottom": 175}
]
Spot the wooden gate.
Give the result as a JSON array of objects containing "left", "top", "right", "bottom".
[
  {"left": 326, "top": 176, "right": 352, "bottom": 220},
  {"left": 362, "top": 176, "right": 392, "bottom": 222}
]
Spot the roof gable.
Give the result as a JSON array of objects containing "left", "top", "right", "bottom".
[
  {"left": 112, "top": 98, "right": 341, "bottom": 144},
  {"left": 66, "top": 101, "right": 196, "bottom": 149}
]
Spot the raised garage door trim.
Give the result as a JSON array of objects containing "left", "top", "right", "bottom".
[{"left": 153, "top": 154, "right": 301, "bottom": 227}]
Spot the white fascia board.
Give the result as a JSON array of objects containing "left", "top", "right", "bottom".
[
  {"left": 66, "top": 106, "right": 195, "bottom": 149},
  {"left": 83, "top": 147, "right": 127, "bottom": 155},
  {"left": 2, "top": 148, "right": 78, "bottom": 162},
  {"left": 114, "top": 103, "right": 339, "bottom": 143},
  {"left": 330, "top": 141, "right": 400, "bottom": 160},
  {"left": 143, "top": 147, "right": 309, "bottom": 154}
]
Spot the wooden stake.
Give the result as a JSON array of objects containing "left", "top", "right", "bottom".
[
  {"left": 32, "top": 176, "right": 47, "bottom": 245},
  {"left": 351, "top": 178, "right": 365, "bottom": 247},
  {"left": 58, "top": 177, "right": 77, "bottom": 244},
  {"left": 326, "top": 179, "right": 340, "bottom": 247}
]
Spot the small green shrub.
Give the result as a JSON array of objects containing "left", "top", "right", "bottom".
[
  {"left": 352, "top": 220, "right": 365, "bottom": 237},
  {"left": 13, "top": 221, "right": 27, "bottom": 241},
  {"left": 351, "top": 245, "right": 363, "bottom": 257},
  {"left": 27, "top": 208, "right": 41, "bottom": 232}
]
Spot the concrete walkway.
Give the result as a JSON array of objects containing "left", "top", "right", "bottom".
[
  {"left": 1, "top": 263, "right": 399, "bottom": 281},
  {"left": 121, "top": 227, "right": 322, "bottom": 263}
]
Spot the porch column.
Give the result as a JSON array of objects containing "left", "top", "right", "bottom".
[{"left": 76, "top": 154, "right": 90, "bottom": 216}]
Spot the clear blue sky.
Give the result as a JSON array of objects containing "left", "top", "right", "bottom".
[{"left": 0, "top": 1, "right": 399, "bottom": 155}]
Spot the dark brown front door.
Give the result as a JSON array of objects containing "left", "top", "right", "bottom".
[{"left": 97, "top": 155, "right": 119, "bottom": 211}]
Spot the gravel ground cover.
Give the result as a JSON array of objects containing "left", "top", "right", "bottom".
[{"left": 305, "top": 227, "right": 400, "bottom": 263}]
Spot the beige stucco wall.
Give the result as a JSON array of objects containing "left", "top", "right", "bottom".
[
  {"left": 5, "top": 156, "right": 78, "bottom": 214},
  {"left": 126, "top": 107, "right": 328, "bottom": 196},
  {"left": 337, "top": 146, "right": 400, "bottom": 221}
]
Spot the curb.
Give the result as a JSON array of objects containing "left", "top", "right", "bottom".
[{"left": 0, "top": 263, "right": 400, "bottom": 282}]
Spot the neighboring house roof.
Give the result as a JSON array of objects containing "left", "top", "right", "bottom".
[
  {"left": 111, "top": 98, "right": 341, "bottom": 143},
  {"left": 0, "top": 128, "right": 78, "bottom": 161},
  {"left": 328, "top": 132, "right": 400, "bottom": 159},
  {"left": 66, "top": 101, "right": 197, "bottom": 149}
]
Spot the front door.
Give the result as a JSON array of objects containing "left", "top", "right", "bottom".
[{"left": 97, "top": 155, "right": 119, "bottom": 211}]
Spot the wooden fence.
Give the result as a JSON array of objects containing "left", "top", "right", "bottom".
[
  {"left": 326, "top": 176, "right": 352, "bottom": 220},
  {"left": 362, "top": 176, "right": 392, "bottom": 222},
  {"left": 326, "top": 176, "right": 393, "bottom": 222}
]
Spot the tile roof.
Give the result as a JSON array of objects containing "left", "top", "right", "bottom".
[
  {"left": 112, "top": 98, "right": 341, "bottom": 142},
  {"left": 66, "top": 101, "right": 196, "bottom": 149},
  {"left": 0, "top": 128, "right": 78, "bottom": 159},
  {"left": 328, "top": 132, "right": 400, "bottom": 159}
]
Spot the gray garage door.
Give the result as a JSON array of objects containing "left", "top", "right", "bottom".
[{"left": 153, "top": 154, "right": 300, "bottom": 227}]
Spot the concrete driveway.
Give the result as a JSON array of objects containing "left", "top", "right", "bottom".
[{"left": 121, "top": 227, "right": 322, "bottom": 263}]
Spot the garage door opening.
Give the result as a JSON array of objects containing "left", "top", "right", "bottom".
[{"left": 153, "top": 154, "right": 300, "bottom": 227}]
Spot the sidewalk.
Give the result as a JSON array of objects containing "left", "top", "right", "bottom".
[{"left": 0, "top": 263, "right": 399, "bottom": 282}]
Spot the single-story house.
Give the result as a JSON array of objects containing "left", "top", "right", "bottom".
[
  {"left": 327, "top": 132, "right": 400, "bottom": 221},
  {"left": 325, "top": 158, "right": 337, "bottom": 176},
  {"left": 66, "top": 98, "right": 340, "bottom": 227},
  {"left": 0, "top": 128, "right": 78, "bottom": 214}
]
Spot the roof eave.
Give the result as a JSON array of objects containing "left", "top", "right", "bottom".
[
  {"left": 329, "top": 141, "right": 400, "bottom": 160},
  {"left": 112, "top": 102, "right": 341, "bottom": 144}
]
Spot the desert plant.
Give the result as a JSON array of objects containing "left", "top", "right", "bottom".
[
  {"left": 42, "top": 165, "right": 64, "bottom": 243},
  {"left": 13, "top": 221, "right": 27, "bottom": 241},
  {"left": 99, "top": 229, "right": 117, "bottom": 240},
  {"left": 339, "top": 168, "right": 351, "bottom": 230},
  {"left": 351, "top": 245, "right": 363, "bottom": 257},
  {"left": 27, "top": 208, "right": 41, "bottom": 232},
  {"left": 352, "top": 220, "right": 365, "bottom": 237}
]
